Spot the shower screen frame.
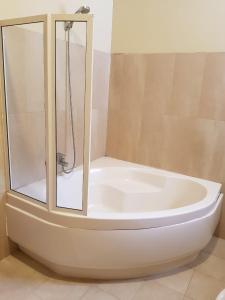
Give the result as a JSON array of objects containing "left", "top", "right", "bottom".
[
  {"left": 0, "top": 15, "right": 48, "bottom": 208},
  {"left": 50, "top": 14, "right": 93, "bottom": 215},
  {"left": 0, "top": 14, "right": 93, "bottom": 216}
]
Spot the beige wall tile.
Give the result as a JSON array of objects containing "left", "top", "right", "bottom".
[
  {"left": 142, "top": 54, "right": 175, "bottom": 115},
  {"left": 166, "top": 53, "right": 205, "bottom": 117},
  {"left": 0, "top": 130, "right": 6, "bottom": 195},
  {"left": 106, "top": 108, "right": 120, "bottom": 158},
  {"left": 91, "top": 50, "right": 111, "bottom": 160},
  {"left": 0, "top": 194, "right": 6, "bottom": 238},
  {"left": 108, "top": 54, "right": 145, "bottom": 113},
  {"left": 107, "top": 52, "right": 225, "bottom": 239},
  {"left": 92, "top": 50, "right": 111, "bottom": 111},
  {"left": 91, "top": 109, "right": 107, "bottom": 161},
  {"left": 161, "top": 116, "right": 218, "bottom": 179},
  {"left": 136, "top": 113, "right": 164, "bottom": 168},
  {"left": 203, "top": 121, "right": 225, "bottom": 183},
  {"left": 107, "top": 107, "right": 142, "bottom": 162},
  {"left": 0, "top": 91, "right": 6, "bottom": 196},
  {"left": 199, "top": 53, "right": 225, "bottom": 121},
  {"left": 0, "top": 236, "right": 10, "bottom": 260},
  {"left": 217, "top": 202, "right": 225, "bottom": 240}
]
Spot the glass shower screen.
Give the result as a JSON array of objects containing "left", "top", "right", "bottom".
[
  {"left": 54, "top": 16, "right": 92, "bottom": 214},
  {"left": 0, "top": 14, "right": 93, "bottom": 214},
  {"left": 1, "top": 20, "right": 47, "bottom": 203}
]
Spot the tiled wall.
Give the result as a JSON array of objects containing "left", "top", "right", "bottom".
[{"left": 107, "top": 52, "right": 225, "bottom": 239}]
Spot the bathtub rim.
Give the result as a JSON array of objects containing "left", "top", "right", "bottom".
[
  {"left": 5, "top": 157, "right": 222, "bottom": 230},
  {"left": 6, "top": 192, "right": 223, "bottom": 230}
]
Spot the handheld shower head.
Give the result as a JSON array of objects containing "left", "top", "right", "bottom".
[
  {"left": 75, "top": 5, "right": 90, "bottom": 14},
  {"left": 64, "top": 5, "right": 90, "bottom": 31}
]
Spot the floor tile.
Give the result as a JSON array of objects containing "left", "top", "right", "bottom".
[
  {"left": 33, "top": 278, "right": 89, "bottom": 300},
  {"left": 131, "top": 280, "right": 183, "bottom": 300},
  {"left": 0, "top": 254, "right": 47, "bottom": 286},
  {"left": 98, "top": 279, "right": 143, "bottom": 300},
  {"left": 155, "top": 266, "right": 194, "bottom": 294},
  {"left": 13, "top": 251, "right": 54, "bottom": 277},
  {"left": 80, "top": 286, "right": 118, "bottom": 300},
  {"left": 204, "top": 237, "right": 225, "bottom": 260},
  {"left": 2, "top": 246, "right": 225, "bottom": 300},
  {"left": 0, "top": 291, "right": 42, "bottom": 300},
  {"left": 185, "top": 270, "right": 225, "bottom": 300},
  {"left": 195, "top": 251, "right": 225, "bottom": 282},
  {"left": 0, "top": 253, "right": 88, "bottom": 300},
  {"left": 0, "top": 267, "right": 46, "bottom": 299}
]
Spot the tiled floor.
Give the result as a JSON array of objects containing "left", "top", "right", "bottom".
[{"left": 0, "top": 237, "right": 225, "bottom": 300}]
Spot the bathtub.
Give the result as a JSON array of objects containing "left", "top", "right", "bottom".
[{"left": 6, "top": 157, "right": 223, "bottom": 279}]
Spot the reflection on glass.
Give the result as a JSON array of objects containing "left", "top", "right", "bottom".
[
  {"left": 2, "top": 22, "right": 46, "bottom": 203},
  {"left": 55, "top": 21, "right": 86, "bottom": 210}
]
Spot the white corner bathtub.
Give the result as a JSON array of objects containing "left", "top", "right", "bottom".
[{"left": 6, "top": 157, "right": 223, "bottom": 279}]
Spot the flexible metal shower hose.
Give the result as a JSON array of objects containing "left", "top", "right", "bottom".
[{"left": 62, "top": 29, "right": 76, "bottom": 174}]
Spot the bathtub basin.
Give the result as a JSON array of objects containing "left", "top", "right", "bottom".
[{"left": 6, "top": 157, "right": 223, "bottom": 279}]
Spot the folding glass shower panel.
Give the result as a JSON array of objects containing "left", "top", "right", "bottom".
[
  {"left": 54, "top": 15, "right": 92, "bottom": 213},
  {"left": 0, "top": 18, "right": 47, "bottom": 203},
  {"left": 0, "top": 15, "right": 92, "bottom": 213}
]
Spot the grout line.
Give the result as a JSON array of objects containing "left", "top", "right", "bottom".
[
  {"left": 182, "top": 294, "right": 194, "bottom": 300},
  {"left": 184, "top": 268, "right": 225, "bottom": 300},
  {"left": 183, "top": 268, "right": 195, "bottom": 299},
  {"left": 80, "top": 285, "right": 120, "bottom": 300},
  {"left": 130, "top": 277, "right": 185, "bottom": 300},
  {"left": 130, "top": 280, "right": 146, "bottom": 300},
  {"left": 192, "top": 250, "right": 225, "bottom": 284},
  {"left": 193, "top": 267, "right": 225, "bottom": 284},
  {"left": 97, "top": 285, "right": 121, "bottom": 300},
  {"left": 153, "top": 279, "right": 185, "bottom": 298},
  {"left": 79, "top": 286, "right": 90, "bottom": 300},
  {"left": 2, "top": 242, "right": 225, "bottom": 300}
]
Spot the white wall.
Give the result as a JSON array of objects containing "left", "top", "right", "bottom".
[
  {"left": 0, "top": 0, "right": 113, "bottom": 53},
  {"left": 112, "top": 0, "right": 225, "bottom": 53}
]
